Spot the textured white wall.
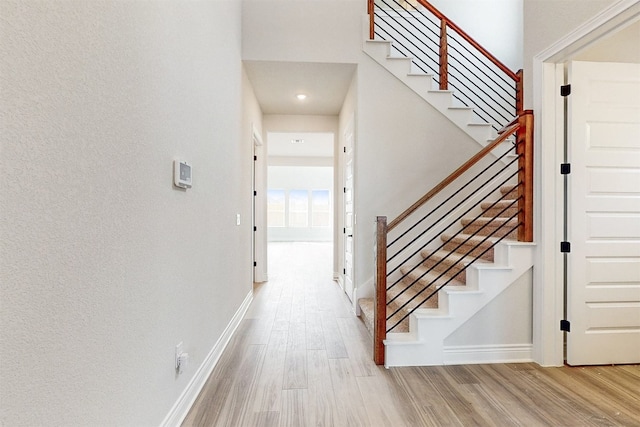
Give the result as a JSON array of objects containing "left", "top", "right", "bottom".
[
  {"left": 354, "top": 55, "right": 480, "bottom": 292},
  {"left": 242, "top": 0, "right": 364, "bottom": 63},
  {"left": 429, "top": 0, "right": 523, "bottom": 71},
  {"left": 0, "top": 1, "right": 251, "bottom": 425},
  {"left": 445, "top": 269, "right": 533, "bottom": 346}
]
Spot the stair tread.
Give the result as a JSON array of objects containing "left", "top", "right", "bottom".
[
  {"left": 442, "top": 233, "right": 501, "bottom": 244},
  {"left": 419, "top": 248, "right": 485, "bottom": 264},
  {"left": 480, "top": 199, "right": 518, "bottom": 209},
  {"left": 398, "top": 264, "right": 465, "bottom": 287},
  {"left": 461, "top": 216, "right": 518, "bottom": 226},
  {"left": 500, "top": 184, "right": 517, "bottom": 194}
]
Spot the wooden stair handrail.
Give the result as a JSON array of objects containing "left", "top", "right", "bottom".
[
  {"left": 368, "top": 0, "right": 523, "bottom": 116},
  {"left": 388, "top": 120, "right": 520, "bottom": 231},
  {"left": 414, "top": 0, "right": 519, "bottom": 82}
]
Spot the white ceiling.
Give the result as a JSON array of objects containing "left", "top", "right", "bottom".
[
  {"left": 243, "top": 60, "right": 356, "bottom": 115},
  {"left": 268, "top": 132, "right": 334, "bottom": 157}
]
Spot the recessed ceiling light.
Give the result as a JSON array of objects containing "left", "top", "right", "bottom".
[{"left": 296, "top": 94, "right": 307, "bottom": 100}]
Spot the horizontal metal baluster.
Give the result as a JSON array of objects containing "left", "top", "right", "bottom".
[
  {"left": 387, "top": 214, "right": 520, "bottom": 332},
  {"left": 387, "top": 149, "right": 517, "bottom": 275},
  {"left": 447, "top": 35, "right": 516, "bottom": 91},
  {"left": 386, "top": 170, "right": 519, "bottom": 301}
]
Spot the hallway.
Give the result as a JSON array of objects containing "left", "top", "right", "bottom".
[{"left": 182, "top": 243, "right": 640, "bottom": 426}]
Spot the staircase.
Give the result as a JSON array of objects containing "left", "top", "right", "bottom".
[
  {"left": 363, "top": 39, "right": 496, "bottom": 147},
  {"left": 363, "top": 0, "right": 534, "bottom": 367},
  {"left": 359, "top": 185, "right": 534, "bottom": 366}
]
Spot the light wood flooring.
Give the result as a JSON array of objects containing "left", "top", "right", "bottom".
[{"left": 182, "top": 242, "right": 640, "bottom": 427}]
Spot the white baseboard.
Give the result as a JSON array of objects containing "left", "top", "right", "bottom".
[
  {"left": 160, "top": 290, "right": 253, "bottom": 427},
  {"left": 443, "top": 344, "right": 533, "bottom": 365}
]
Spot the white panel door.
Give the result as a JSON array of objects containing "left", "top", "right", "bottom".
[
  {"left": 567, "top": 61, "right": 640, "bottom": 365},
  {"left": 344, "top": 118, "right": 355, "bottom": 302}
]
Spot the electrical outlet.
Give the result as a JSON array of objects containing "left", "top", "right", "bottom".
[{"left": 175, "top": 342, "right": 183, "bottom": 370}]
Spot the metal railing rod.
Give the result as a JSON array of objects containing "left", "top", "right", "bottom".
[
  {"left": 447, "top": 58, "right": 516, "bottom": 107},
  {"left": 388, "top": 121, "right": 519, "bottom": 230},
  {"left": 380, "top": 0, "right": 443, "bottom": 38},
  {"left": 382, "top": 0, "right": 439, "bottom": 39},
  {"left": 388, "top": 177, "right": 518, "bottom": 288},
  {"left": 386, "top": 154, "right": 518, "bottom": 281},
  {"left": 386, "top": 216, "right": 521, "bottom": 331},
  {"left": 387, "top": 144, "right": 514, "bottom": 252},
  {"left": 387, "top": 202, "right": 520, "bottom": 324},
  {"left": 374, "top": 9, "right": 441, "bottom": 64},
  {"left": 386, "top": 179, "right": 519, "bottom": 298},
  {"left": 447, "top": 36, "right": 516, "bottom": 90},
  {"left": 387, "top": 196, "right": 519, "bottom": 309},
  {"left": 387, "top": 146, "right": 515, "bottom": 260},
  {"left": 373, "top": 23, "right": 440, "bottom": 77},
  {"left": 445, "top": 72, "right": 513, "bottom": 123}
]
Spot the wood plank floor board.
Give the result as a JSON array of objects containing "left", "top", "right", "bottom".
[
  {"left": 304, "top": 311, "right": 326, "bottom": 351},
  {"left": 320, "top": 310, "right": 349, "bottom": 359},
  {"left": 457, "top": 383, "right": 528, "bottom": 427},
  {"left": 210, "top": 320, "right": 255, "bottom": 380},
  {"left": 245, "top": 411, "right": 280, "bottom": 427},
  {"left": 475, "top": 363, "right": 570, "bottom": 426},
  {"left": 391, "top": 367, "right": 464, "bottom": 426},
  {"left": 286, "top": 319, "right": 306, "bottom": 352},
  {"left": 290, "top": 288, "right": 306, "bottom": 325},
  {"left": 423, "top": 366, "right": 495, "bottom": 426},
  {"left": 457, "top": 365, "right": 553, "bottom": 426},
  {"left": 181, "top": 374, "right": 234, "bottom": 426},
  {"left": 279, "top": 389, "right": 308, "bottom": 427},
  {"left": 182, "top": 243, "right": 640, "bottom": 427},
  {"left": 215, "top": 344, "right": 266, "bottom": 427},
  {"left": 282, "top": 349, "right": 307, "bottom": 390},
  {"left": 443, "top": 364, "right": 481, "bottom": 385},
  {"left": 336, "top": 316, "right": 377, "bottom": 378},
  {"left": 356, "top": 370, "right": 425, "bottom": 427},
  {"left": 328, "top": 357, "right": 372, "bottom": 426},
  {"left": 539, "top": 366, "right": 640, "bottom": 426},
  {"left": 306, "top": 349, "right": 338, "bottom": 427},
  {"left": 249, "top": 329, "right": 288, "bottom": 414}
]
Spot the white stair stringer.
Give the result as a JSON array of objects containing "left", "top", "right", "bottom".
[
  {"left": 363, "top": 39, "right": 495, "bottom": 146},
  {"left": 383, "top": 241, "right": 535, "bottom": 367}
]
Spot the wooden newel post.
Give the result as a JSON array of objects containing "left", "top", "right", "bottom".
[
  {"left": 439, "top": 19, "right": 448, "bottom": 90},
  {"left": 374, "top": 216, "right": 387, "bottom": 365},
  {"left": 517, "top": 111, "right": 534, "bottom": 242},
  {"left": 368, "top": 0, "right": 375, "bottom": 40},
  {"left": 515, "top": 69, "right": 524, "bottom": 115}
]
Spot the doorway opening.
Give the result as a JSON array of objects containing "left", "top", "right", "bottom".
[
  {"left": 265, "top": 131, "right": 336, "bottom": 285},
  {"left": 534, "top": 2, "right": 640, "bottom": 366}
]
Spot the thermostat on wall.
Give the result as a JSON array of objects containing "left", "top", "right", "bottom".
[{"left": 174, "top": 160, "right": 192, "bottom": 189}]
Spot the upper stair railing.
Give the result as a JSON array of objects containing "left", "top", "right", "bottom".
[
  {"left": 367, "top": 0, "right": 523, "bottom": 130},
  {"left": 374, "top": 111, "right": 533, "bottom": 365}
]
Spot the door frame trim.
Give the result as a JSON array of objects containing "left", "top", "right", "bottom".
[
  {"left": 252, "top": 123, "right": 267, "bottom": 283},
  {"left": 532, "top": 0, "right": 640, "bottom": 366}
]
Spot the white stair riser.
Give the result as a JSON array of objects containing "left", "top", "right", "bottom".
[
  {"left": 363, "top": 40, "right": 497, "bottom": 145},
  {"left": 384, "top": 242, "right": 534, "bottom": 367}
]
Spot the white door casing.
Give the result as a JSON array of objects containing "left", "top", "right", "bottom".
[
  {"left": 566, "top": 61, "right": 640, "bottom": 365},
  {"left": 344, "top": 116, "right": 355, "bottom": 302},
  {"left": 253, "top": 126, "right": 267, "bottom": 283}
]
